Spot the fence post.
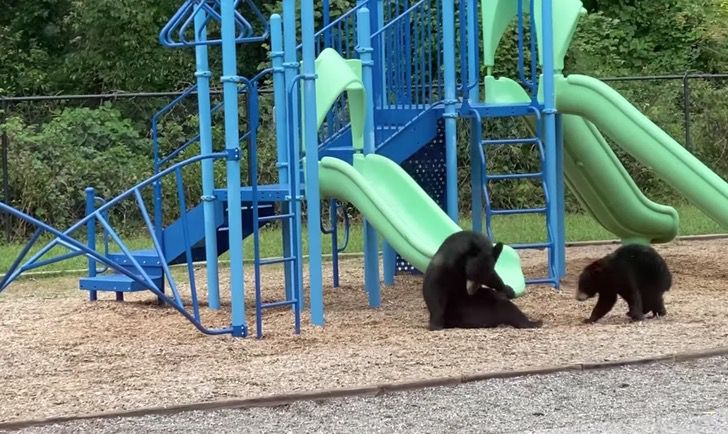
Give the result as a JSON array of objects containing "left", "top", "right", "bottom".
[
  {"left": 1, "top": 99, "right": 9, "bottom": 243},
  {"left": 682, "top": 71, "right": 693, "bottom": 151}
]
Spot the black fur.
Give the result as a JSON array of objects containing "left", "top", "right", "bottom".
[
  {"left": 444, "top": 286, "right": 542, "bottom": 329},
  {"left": 577, "top": 244, "right": 672, "bottom": 323},
  {"left": 422, "top": 230, "right": 515, "bottom": 331}
]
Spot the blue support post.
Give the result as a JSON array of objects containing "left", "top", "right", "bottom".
[
  {"left": 442, "top": 0, "right": 458, "bottom": 222},
  {"left": 357, "top": 6, "right": 381, "bottom": 308},
  {"left": 374, "top": 0, "right": 385, "bottom": 109},
  {"left": 85, "top": 187, "right": 98, "bottom": 302},
  {"left": 194, "top": 7, "right": 221, "bottom": 310},
  {"left": 555, "top": 113, "right": 566, "bottom": 277},
  {"left": 300, "top": 0, "right": 325, "bottom": 325},
  {"left": 283, "top": 0, "right": 304, "bottom": 313},
  {"left": 468, "top": 0, "right": 482, "bottom": 234},
  {"left": 329, "top": 200, "right": 341, "bottom": 288},
  {"left": 540, "top": 0, "right": 563, "bottom": 286},
  {"left": 470, "top": 117, "right": 482, "bottom": 233},
  {"left": 383, "top": 242, "right": 395, "bottom": 286},
  {"left": 271, "top": 14, "right": 296, "bottom": 302},
  {"left": 467, "top": 0, "right": 479, "bottom": 103},
  {"left": 220, "top": 0, "right": 247, "bottom": 337}
]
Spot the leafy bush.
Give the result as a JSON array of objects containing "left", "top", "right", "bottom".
[{"left": 2, "top": 104, "right": 150, "bottom": 236}]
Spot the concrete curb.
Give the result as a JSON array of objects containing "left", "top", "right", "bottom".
[{"left": 2, "top": 347, "right": 728, "bottom": 431}]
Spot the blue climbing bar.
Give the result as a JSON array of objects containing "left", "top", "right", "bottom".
[
  {"left": 299, "top": 0, "right": 325, "bottom": 325},
  {"left": 193, "top": 6, "right": 221, "bottom": 310},
  {"left": 220, "top": 0, "right": 247, "bottom": 336}
]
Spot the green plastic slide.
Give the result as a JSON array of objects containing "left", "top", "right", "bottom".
[
  {"left": 555, "top": 74, "right": 728, "bottom": 230},
  {"left": 318, "top": 153, "right": 527, "bottom": 296}
]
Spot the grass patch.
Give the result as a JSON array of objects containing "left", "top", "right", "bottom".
[{"left": 0, "top": 203, "right": 724, "bottom": 277}]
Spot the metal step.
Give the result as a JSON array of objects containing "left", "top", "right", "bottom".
[
  {"left": 490, "top": 207, "right": 547, "bottom": 216},
  {"left": 79, "top": 272, "right": 163, "bottom": 292}
]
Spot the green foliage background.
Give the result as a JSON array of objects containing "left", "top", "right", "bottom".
[{"left": 2, "top": 0, "right": 728, "bottom": 238}]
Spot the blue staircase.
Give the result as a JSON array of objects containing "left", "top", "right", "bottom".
[{"left": 79, "top": 194, "right": 277, "bottom": 294}]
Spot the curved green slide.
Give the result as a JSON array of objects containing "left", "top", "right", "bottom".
[
  {"left": 485, "top": 75, "right": 680, "bottom": 243},
  {"left": 318, "top": 153, "right": 526, "bottom": 295},
  {"left": 555, "top": 74, "right": 728, "bottom": 229},
  {"left": 307, "top": 47, "right": 527, "bottom": 296}
]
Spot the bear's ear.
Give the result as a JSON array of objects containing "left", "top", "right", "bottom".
[
  {"left": 493, "top": 242, "right": 504, "bottom": 261},
  {"left": 587, "top": 260, "right": 604, "bottom": 273}
]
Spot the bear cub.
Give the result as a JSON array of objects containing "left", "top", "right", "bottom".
[
  {"left": 422, "top": 230, "right": 515, "bottom": 331},
  {"left": 577, "top": 243, "right": 672, "bottom": 324},
  {"left": 444, "top": 285, "right": 542, "bottom": 329}
]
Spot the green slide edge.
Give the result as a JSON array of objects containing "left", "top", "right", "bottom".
[
  {"left": 318, "top": 153, "right": 527, "bottom": 296},
  {"left": 485, "top": 75, "right": 679, "bottom": 243},
  {"left": 556, "top": 74, "right": 728, "bottom": 230}
]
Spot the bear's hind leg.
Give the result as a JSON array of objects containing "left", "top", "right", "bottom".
[
  {"left": 423, "top": 285, "right": 448, "bottom": 331},
  {"left": 499, "top": 301, "right": 542, "bottom": 329},
  {"left": 623, "top": 276, "right": 645, "bottom": 322}
]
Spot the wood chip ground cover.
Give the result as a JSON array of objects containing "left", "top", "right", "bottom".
[{"left": 2, "top": 240, "right": 728, "bottom": 423}]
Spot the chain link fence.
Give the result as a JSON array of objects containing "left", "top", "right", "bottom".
[{"left": 2, "top": 72, "right": 728, "bottom": 242}]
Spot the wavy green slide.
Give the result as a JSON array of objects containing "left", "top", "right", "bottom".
[
  {"left": 318, "top": 153, "right": 526, "bottom": 295},
  {"left": 556, "top": 74, "right": 728, "bottom": 230}
]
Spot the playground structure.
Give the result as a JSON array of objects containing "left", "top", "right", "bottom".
[{"left": 3, "top": 0, "right": 728, "bottom": 338}]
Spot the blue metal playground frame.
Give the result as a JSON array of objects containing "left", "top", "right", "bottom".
[{"left": 0, "top": 0, "right": 564, "bottom": 338}]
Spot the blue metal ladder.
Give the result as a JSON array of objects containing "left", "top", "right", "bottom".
[{"left": 473, "top": 108, "right": 558, "bottom": 286}]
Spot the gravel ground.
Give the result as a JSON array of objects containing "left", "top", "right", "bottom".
[
  {"left": 2, "top": 240, "right": 728, "bottom": 423},
  {"left": 8, "top": 355, "right": 728, "bottom": 433}
]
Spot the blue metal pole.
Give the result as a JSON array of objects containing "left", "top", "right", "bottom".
[
  {"left": 470, "top": 117, "right": 482, "bottom": 233},
  {"left": 220, "top": 0, "right": 247, "bottom": 337},
  {"left": 468, "top": 0, "right": 481, "bottom": 233},
  {"left": 283, "top": 0, "right": 304, "bottom": 314},
  {"left": 357, "top": 6, "right": 381, "bottom": 307},
  {"left": 301, "top": 0, "right": 325, "bottom": 325},
  {"left": 375, "top": 0, "right": 385, "bottom": 110},
  {"left": 540, "top": 0, "right": 562, "bottom": 286},
  {"left": 85, "top": 187, "right": 98, "bottom": 302},
  {"left": 467, "top": 0, "right": 479, "bottom": 103},
  {"left": 442, "top": 0, "right": 458, "bottom": 222},
  {"left": 329, "top": 200, "right": 340, "bottom": 288},
  {"left": 382, "top": 242, "right": 395, "bottom": 286},
  {"left": 555, "top": 113, "right": 566, "bottom": 278},
  {"left": 194, "top": 7, "right": 221, "bottom": 310},
  {"left": 271, "top": 14, "right": 295, "bottom": 303}
]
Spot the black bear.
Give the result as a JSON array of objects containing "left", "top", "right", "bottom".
[
  {"left": 444, "top": 285, "right": 543, "bottom": 329},
  {"left": 422, "top": 230, "right": 515, "bottom": 331},
  {"left": 576, "top": 243, "right": 672, "bottom": 324}
]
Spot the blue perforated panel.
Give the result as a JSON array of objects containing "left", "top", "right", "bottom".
[{"left": 395, "top": 118, "right": 447, "bottom": 275}]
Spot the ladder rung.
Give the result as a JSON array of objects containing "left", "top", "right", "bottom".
[
  {"left": 258, "top": 256, "right": 296, "bottom": 266},
  {"left": 487, "top": 172, "right": 543, "bottom": 181},
  {"left": 259, "top": 213, "right": 294, "bottom": 222},
  {"left": 511, "top": 242, "right": 552, "bottom": 249},
  {"left": 526, "top": 277, "right": 558, "bottom": 285},
  {"left": 481, "top": 138, "right": 540, "bottom": 146},
  {"left": 490, "top": 207, "right": 546, "bottom": 216},
  {"left": 261, "top": 299, "right": 298, "bottom": 309}
]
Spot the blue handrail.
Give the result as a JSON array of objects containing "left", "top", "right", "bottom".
[{"left": 0, "top": 152, "right": 241, "bottom": 335}]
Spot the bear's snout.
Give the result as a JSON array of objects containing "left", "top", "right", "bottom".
[{"left": 575, "top": 291, "right": 590, "bottom": 301}]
